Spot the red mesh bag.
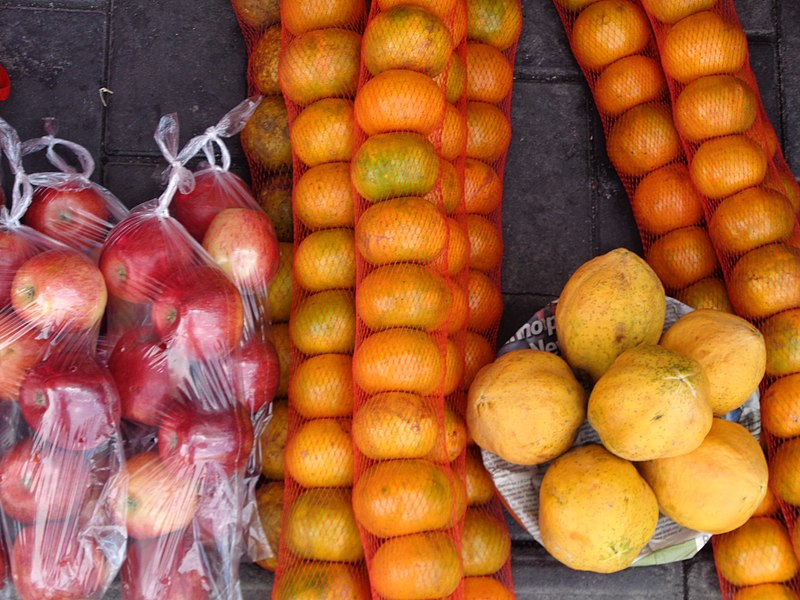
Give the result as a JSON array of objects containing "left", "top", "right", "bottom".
[
  {"left": 637, "top": 1, "right": 800, "bottom": 597},
  {"left": 551, "top": 0, "right": 733, "bottom": 311},
  {"left": 270, "top": 1, "right": 369, "bottom": 598},
  {"left": 0, "top": 118, "right": 126, "bottom": 600}
]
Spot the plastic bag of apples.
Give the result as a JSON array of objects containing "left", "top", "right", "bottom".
[
  {"left": 102, "top": 99, "right": 280, "bottom": 600},
  {"left": 0, "top": 119, "right": 127, "bottom": 599}
]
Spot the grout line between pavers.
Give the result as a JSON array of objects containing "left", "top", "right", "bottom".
[{"left": 0, "top": 2, "right": 105, "bottom": 13}]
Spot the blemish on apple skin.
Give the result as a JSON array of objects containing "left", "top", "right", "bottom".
[
  {"left": 34, "top": 390, "right": 47, "bottom": 408},
  {"left": 127, "top": 497, "right": 139, "bottom": 510},
  {"left": 21, "top": 286, "right": 36, "bottom": 303}
]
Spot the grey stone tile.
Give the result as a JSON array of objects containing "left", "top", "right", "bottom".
[
  {"left": 102, "top": 160, "right": 165, "bottom": 209},
  {"left": 502, "top": 80, "right": 594, "bottom": 300},
  {"left": 733, "top": 0, "right": 775, "bottom": 37},
  {"left": 499, "top": 293, "right": 555, "bottom": 350},
  {"left": 516, "top": 0, "right": 582, "bottom": 80},
  {"left": 779, "top": 0, "right": 800, "bottom": 171},
  {"left": 685, "top": 545, "right": 723, "bottom": 600},
  {"left": 748, "top": 41, "right": 782, "bottom": 142},
  {"left": 0, "top": 7, "right": 105, "bottom": 163},
  {"left": 0, "top": 0, "right": 105, "bottom": 8},
  {"left": 106, "top": 0, "right": 248, "bottom": 155}
]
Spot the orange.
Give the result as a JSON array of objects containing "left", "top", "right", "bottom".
[
  {"left": 273, "top": 563, "right": 370, "bottom": 600},
  {"left": 232, "top": 0, "right": 279, "bottom": 29},
  {"left": 362, "top": 6, "right": 453, "bottom": 77},
  {"left": 468, "top": 270, "right": 504, "bottom": 332},
  {"left": 291, "top": 99, "right": 354, "bottom": 167},
  {"left": 674, "top": 277, "right": 734, "bottom": 313},
  {"left": 555, "top": 0, "right": 600, "bottom": 10},
  {"left": 448, "top": 283, "right": 469, "bottom": 334},
  {"left": 752, "top": 483, "right": 780, "bottom": 517},
  {"left": 606, "top": 103, "right": 682, "bottom": 177},
  {"left": 282, "top": 0, "right": 365, "bottom": 35},
  {"left": 249, "top": 25, "right": 282, "bottom": 96},
  {"left": 594, "top": 55, "right": 668, "bottom": 117},
  {"left": 356, "top": 69, "right": 446, "bottom": 136},
  {"left": 462, "top": 509, "right": 512, "bottom": 576},
  {"left": 444, "top": 338, "right": 465, "bottom": 396},
  {"left": 358, "top": 263, "right": 452, "bottom": 331},
  {"left": 425, "top": 159, "right": 463, "bottom": 215},
  {"left": 294, "top": 229, "right": 356, "bottom": 292},
  {"left": 278, "top": 29, "right": 361, "bottom": 106},
  {"left": 267, "top": 322, "right": 290, "bottom": 397},
  {"left": 284, "top": 418, "right": 354, "bottom": 487},
  {"left": 645, "top": 226, "right": 719, "bottom": 290},
  {"left": 289, "top": 354, "right": 354, "bottom": 418},
  {"left": 767, "top": 172, "right": 800, "bottom": 213},
  {"left": 257, "top": 177, "right": 293, "bottom": 242},
  {"left": 431, "top": 216, "right": 470, "bottom": 277},
  {"left": 371, "top": 533, "right": 463, "bottom": 600},
  {"left": 427, "top": 405, "right": 468, "bottom": 463},
  {"left": 709, "top": 187, "right": 795, "bottom": 255},
  {"left": 356, "top": 196, "right": 448, "bottom": 265},
  {"left": 289, "top": 290, "right": 356, "bottom": 355},
  {"left": 728, "top": 244, "right": 800, "bottom": 320},
  {"left": 377, "top": 0, "right": 456, "bottom": 22},
  {"left": 640, "top": 0, "right": 716, "bottom": 24},
  {"left": 352, "top": 133, "right": 440, "bottom": 202},
  {"left": 715, "top": 517, "right": 799, "bottom": 586},
  {"left": 764, "top": 123, "right": 780, "bottom": 158},
  {"left": 570, "top": 0, "right": 650, "bottom": 71},
  {"left": 733, "top": 584, "right": 800, "bottom": 600},
  {"left": 259, "top": 399, "right": 288, "bottom": 480},
  {"left": 440, "top": 102, "right": 468, "bottom": 161},
  {"left": 465, "top": 158, "right": 503, "bottom": 214},
  {"left": 254, "top": 481, "right": 283, "bottom": 571},
  {"left": 466, "top": 43, "right": 514, "bottom": 104},
  {"left": 353, "top": 392, "right": 439, "bottom": 459},
  {"left": 771, "top": 437, "right": 800, "bottom": 505},
  {"left": 464, "top": 577, "right": 515, "bottom": 600},
  {"left": 435, "top": 53, "right": 467, "bottom": 104},
  {"left": 761, "top": 309, "right": 800, "bottom": 378},
  {"left": 353, "top": 329, "right": 445, "bottom": 395},
  {"left": 761, "top": 374, "right": 800, "bottom": 438},
  {"left": 467, "top": 0, "right": 523, "bottom": 51},
  {"left": 466, "top": 448, "right": 496, "bottom": 506},
  {"left": 285, "top": 488, "right": 364, "bottom": 562},
  {"left": 353, "top": 459, "right": 456, "bottom": 537},
  {"left": 464, "top": 330, "right": 495, "bottom": 389},
  {"left": 241, "top": 96, "right": 291, "bottom": 171},
  {"left": 450, "top": 470, "right": 469, "bottom": 526},
  {"left": 632, "top": 163, "right": 705, "bottom": 236},
  {"left": 674, "top": 75, "right": 758, "bottom": 142},
  {"left": 661, "top": 11, "right": 748, "bottom": 84},
  {"left": 467, "top": 214, "right": 503, "bottom": 273},
  {"left": 467, "top": 102, "right": 512, "bottom": 163},
  {"left": 267, "top": 242, "right": 293, "bottom": 323},
  {"left": 294, "top": 162, "right": 355, "bottom": 230}
]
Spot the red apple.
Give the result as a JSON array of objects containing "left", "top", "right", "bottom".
[
  {"left": 202, "top": 208, "right": 280, "bottom": 291},
  {"left": 0, "top": 312, "right": 47, "bottom": 401},
  {"left": 23, "top": 185, "right": 112, "bottom": 248},
  {"left": 19, "top": 357, "right": 122, "bottom": 451},
  {"left": 170, "top": 169, "right": 254, "bottom": 241},
  {"left": 100, "top": 215, "right": 195, "bottom": 304},
  {"left": 0, "top": 437, "right": 91, "bottom": 523},
  {"left": 191, "top": 469, "right": 242, "bottom": 546},
  {"left": 0, "top": 229, "right": 38, "bottom": 307},
  {"left": 158, "top": 403, "right": 254, "bottom": 477},
  {"left": 227, "top": 337, "right": 279, "bottom": 413},
  {"left": 11, "top": 521, "right": 109, "bottom": 600},
  {"left": 151, "top": 265, "right": 244, "bottom": 361},
  {"left": 113, "top": 451, "right": 199, "bottom": 539},
  {"left": 122, "top": 532, "right": 210, "bottom": 600},
  {"left": 0, "top": 538, "right": 7, "bottom": 590},
  {"left": 11, "top": 249, "right": 107, "bottom": 332},
  {"left": 108, "top": 326, "right": 177, "bottom": 426}
]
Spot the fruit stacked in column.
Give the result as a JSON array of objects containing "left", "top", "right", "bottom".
[
  {"left": 230, "top": 0, "right": 294, "bottom": 572},
  {"left": 349, "top": 2, "right": 473, "bottom": 598},
  {"left": 272, "top": 1, "right": 369, "bottom": 597},
  {"left": 640, "top": 1, "right": 800, "bottom": 597},
  {"left": 458, "top": 0, "right": 523, "bottom": 594},
  {"left": 552, "top": 0, "right": 733, "bottom": 311}
]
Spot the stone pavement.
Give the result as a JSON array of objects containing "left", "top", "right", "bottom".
[{"left": 1, "top": 0, "right": 797, "bottom": 597}]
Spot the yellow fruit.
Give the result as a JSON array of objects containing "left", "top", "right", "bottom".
[
  {"left": 259, "top": 398, "right": 288, "bottom": 480},
  {"left": 294, "top": 162, "right": 355, "bottom": 230},
  {"left": 715, "top": 517, "right": 799, "bottom": 586},
  {"left": 555, "top": 248, "right": 666, "bottom": 382},
  {"left": 770, "top": 437, "right": 800, "bottom": 506},
  {"left": 690, "top": 134, "right": 768, "bottom": 199},
  {"left": 435, "top": 53, "right": 466, "bottom": 103},
  {"left": 640, "top": 0, "right": 716, "bottom": 24},
  {"left": 294, "top": 229, "right": 356, "bottom": 292},
  {"left": 539, "top": 444, "right": 659, "bottom": 573},
  {"left": 606, "top": 103, "right": 682, "bottom": 177},
  {"left": 377, "top": 0, "right": 456, "bottom": 22},
  {"left": 761, "top": 374, "right": 800, "bottom": 439},
  {"left": 728, "top": 243, "right": 800, "bottom": 320},
  {"left": 594, "top": 55, "right": 668, "bottom": 117},
  {"left": 464, "top": 577, "right": 515, "bottom": 600},
  {"left": 289, "top": 354, "right": 354, "bottom": 418},
  {"left": 232, "top": 0, "right": 279, "bottom": 29},
  {"left": 284, "top": 418, "right": 354, "bottom": 487},
  {"left": 588, "top": 344, "right": 713, "bottom": 460},
  {"left": 467, "top": 349, "right": 586, "bottom": 465},
  {"left": 462, "top": 509, "right": 512, "bottom": 576},
  {"left": 285, "top": 488, "right": 364, "bottom": 562},
  {"left": 267, "top": 242, "right": 293, "bottom": 322},
  {"left": 291, "top": 99, "right": 354, "bottom": 167},
  {"left": 638, "top": 418, "right": 768, "bottom": 534},
  {"left": 289, "top": 290, "right": 356, "bottom": 355},
  {"left": 659, "top": 309, "right": 766, "bottom": 416},
  {"left": 571, "top": 0, "right": 650, "bottom": 71},
  {"left": 257, "top": 177, "right": 293, "bottom": 242},
  {"left": 353, "top": 392, "right": 438, "bottom": 460},
  {"left": 674, "top": 75, "right": 758, "bottom": 142},
  {"left": 467, "top": 0, "right": 524, "bottom": 51}
]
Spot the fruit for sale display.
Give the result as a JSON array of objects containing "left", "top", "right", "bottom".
[
  {"left": 290, "top": 98, "right": 355, "bottom": 167},
  {"left": 630, "top": 164, "right": 704, "bottom": 236},
  {"left": 555, "top": 247, "right": 666, "bottom": 382},
  {"left": 461, "top": 509, "right": 512, "bottom": 577},
  {"left": 466, "top": 447, "right": 496, "bottom": 505},
  {"left": 638, "top": 419, "right": 768, "bottom": 534},
  {"left": 606, "top": 103, "right": 682, "bottom": 177},
  {"left": 593, "top": 55, "right": 667, "bottom": 117},
  {"left": 273, "top": 563, "right": 370, "bottom": 600},
  {"left": 352, "top": 392, "right": 438, "bottom": 460},
  {"left": 0, "top": 229, "right": 38, "bottom": 307},
  {"left": 761, "top": 374, "right": 800, "bottom": 439},
  {"left": 254, "top": 481, "right": 283, "bottom": 571},
  {"left": 293, "top": 162, "right": 355, "bottom": 229},
  {"left": 240, "top": 96, "right": 292, "bottom": 170},
  {"left": 288, "top": 354, "right": 354, "bottom": 418},
  {"left": 673, "top": 75, "right": 758, "bottom": 142},
  {"left": 289, "top": 290, "right": 356, "bottom": 355},
  {"left": 464, "top": 577, "right": 516, "bottom": 600},
  {"left": 733, "top": 585, "right": 800, "bottom": 600},
  {"left": 689, "top": 134, "right": 768, "bottom": 199},
  {"left": 249, "top": 25, "right": 282, "bottom": 96},
  {"left": 293, "top": 228, "right": 357, "bottom": 292},
  {"left": 284, "top": 419, "right": 354, "bottom": 488},
  {"left": 760, "top": 308, "right": 800, "bottom": 378},
  {"left": 24, "top": 186, "right": 112, "bottom": 248},
  {"left": 228, "top": 337, "right": 280, "bottom": 413},
  {"left": 122, "top": 533, "right": 210, "bottom": 600},
  {"left": 258, "top": 398, "right": 288, "bottom": 480},
  {"left": 769, "top": 438, "right": 800, "bottom": 506},
  {"left": 538, "top": 444, "right": 659, "bottom": 574},
  {"left": 231, "top": 0, "right": 279, "bottom": 29},
  {"left": 267, "top": 242, "right": 293, "bottom": 322},
  {"left": 282, "top": 0, "right": 366, "bottom": 35},
  {"left": 570, "top": 0, "right": 650, "bottom": 71},
  {"left": 467, "top": 349, "right": 586, "bottom": 465},
  {"left": 645, "top": 226, "right": 720, "bottom": 290},
  {"left": 0, "top": 312, "right": 46, "bottom": 401},
  {"left": 728, "top": 244, "right": 800, "bottom": 320}
]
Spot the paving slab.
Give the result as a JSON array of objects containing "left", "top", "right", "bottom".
[{"left": 779, "top": 0, "right": 800, "bottom": 170}]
